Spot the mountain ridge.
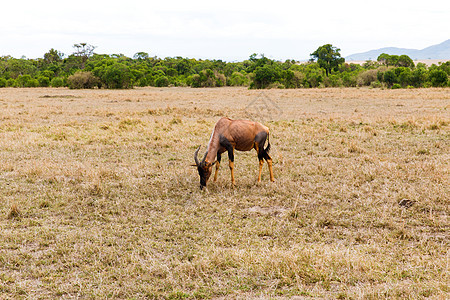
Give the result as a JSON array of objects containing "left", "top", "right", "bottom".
[{"left": 346, "top": 39, "right": 450, "bottom": 61}]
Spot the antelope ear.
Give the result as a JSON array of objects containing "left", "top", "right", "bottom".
[{"left": 191, "top": 164, "right": 198, "bottom": 167}]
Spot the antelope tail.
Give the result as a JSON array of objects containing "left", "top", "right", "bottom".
[{"left": 264, "top": 133, "right": 271, "bottom": 154}]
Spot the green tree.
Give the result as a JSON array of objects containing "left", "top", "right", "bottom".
[
  {"left": 411, "top": 67, "right": 428, "bottom": 87},
  {"left": 133, "top": 52, "right": 149, "bottom": 60},
  {"left": 377, "top": 54, "right": 400, "bottom": 67},
  {"left": 44, "top": 49, "right": 64, "bottom": 64},
  {"left": 398, "top": 55, "right": 414, "bottom": 68},
  {"left": 377, "top": 53, "right": 391, "bottom": 66},
  {"left": 101, "top": 63, "right": 132, "bottom": 89},
  {"left": 51, "top": 77, "right": 65, "bottom": 87},
  {"left": 175, "top": 58, "right": 193, "bottom": 75},
  {"left": 246, "top": 54, "right": 271, "bottom": 73},
  {"left": 310, "top": 44, "right": 345, "bottom": 76},
  {"left": 72, "top": 43, "right": 96, "bottom": 69},
  {"left": 4, "top": 58, "right": 37, "bottom": 79},
  {"left": 252, "top": 64, "right": 281, "bottom": 89}
]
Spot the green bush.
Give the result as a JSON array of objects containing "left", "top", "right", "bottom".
[
  {"left": 411, "top": 68, "right": 428, "bottom": 87},
  {"left": 0, "top": 78, "right": 6, "bottom": 88},
  {"left": 215, "top": 73, "right": 226, "bottom": 87},
  {"left": 101, "top": 63, "right": 132, "bottom": 89},
  {"left": 16, "top": 75, "right": 32, "bottom": 87},
  {"left": 190, "top": 74, "right": 201, "bottom": 88},
  {"left": 155, "top": 76, "right": 169, "bottom": 87},
  {"left": 370, "top": 81, "right": 382, "bottom": 88},
  {"left": 138, "top": 77, "right": 149, "bottom": 87},
  {"left": 392, "top": 83, "right": 402, "bottom": 89},
  {"left": 228, "top": 72, "right": 248, "bottom": 86},
  {"left": 252, "top": 65, "right": 281, "bottom": 89},
  {"left": 26, "top": 79, "right": 39, "bottom": 87},
  {"left": 383, "top": 69, "right": 397, "bottom": 88},
  {"left": 51, "top": 77, "right": 65, "bottom": 87},
  {"left": 188, "top": 69, "right": 224, "bottom": 88},
  {"left": 38, "top": 76, "right": 50, "bottom": 87},
  {"left": 291, "top": 71, "right": 305, "bottom": 88},
  {"left": 201, "top": 69, "right": 216, "bottom": 87},
  {"left": 428, "top": 69, "right": 448, "bottom": 87},
  {"left": 390, "top": 67, "right": 412, "bottom": 87},
  {"left": 6, "top": 79, "right": 16, "bottom": 87},
  {"left": 324, "top": 74, "right": 343, "bottom": 87},
  {"left": 357, "top": 69, "right": 378, "bottom": 86},
  {"left": 303, "top": 64, "right": 324, "bottom": 88},
  {"left": 67, "top": 71, "right": 99, "bottom": 89},
  {"left": 341, "top": 72, "right": 357, "bottom": 87},
  {"left": 267, "top": 82, "right": 285, "bottom": 89}
]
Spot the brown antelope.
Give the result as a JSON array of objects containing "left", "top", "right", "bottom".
[{"left": 193, "top": 117, "right": 275, "bottom": 189}]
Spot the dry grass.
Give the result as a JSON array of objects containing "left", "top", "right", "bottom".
[{"left": 0, "top": 87, "right": 449, "bottom": 299}]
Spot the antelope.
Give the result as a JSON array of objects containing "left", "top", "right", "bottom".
[{"left": 193, "top": 117, "right": 275, "bottom": 189}]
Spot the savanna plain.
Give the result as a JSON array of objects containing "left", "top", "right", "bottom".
[{"left": 0, "top": 87, "right": 448, "bottom": 299}]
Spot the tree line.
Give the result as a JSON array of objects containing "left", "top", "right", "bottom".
[{"left": 0, "top": 43, "right": 449, "bottom": 89}]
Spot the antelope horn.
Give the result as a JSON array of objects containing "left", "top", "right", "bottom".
[
  {"left": 194, "top": 146, "right": 201, "bottom": 166},
  {"left": 202, "top": 150, "right": 208, "bottom": 163}
]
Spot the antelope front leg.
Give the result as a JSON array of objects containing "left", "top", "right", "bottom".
[
  {"left": 214, "top": 162, "right": 220, "bottom": 182},
  {"left": 214, "top": 152, "right": 222, "bottom": 182},
  {"left": 220, "top": 137, "right": 235, "bottom": 187}
]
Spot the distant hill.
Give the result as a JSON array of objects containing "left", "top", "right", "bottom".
[{"left": 346, "top": 39, "right": 450, "bottom": 61}]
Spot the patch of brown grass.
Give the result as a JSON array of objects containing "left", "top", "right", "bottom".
[{"left": 7, "top": 203, "right": 21, "bottom": 219}]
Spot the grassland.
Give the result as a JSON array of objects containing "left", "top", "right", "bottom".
[{"left": 0, "top": 87, "right": 449, "bottom": 299}]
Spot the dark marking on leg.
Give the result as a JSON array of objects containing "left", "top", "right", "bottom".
[
  {"left": 216, "top": 152, "right": 222, "bottom": 163},
  {"left": 220, "top": 135, "right": 235, "bottom": 185},
  {"left": 219, "top": 134, "right": 234, "bottom": 162}
]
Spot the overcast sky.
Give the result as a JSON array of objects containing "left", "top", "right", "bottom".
[{"left": 1, "top": 0, "right": 449, "bottom": 61}]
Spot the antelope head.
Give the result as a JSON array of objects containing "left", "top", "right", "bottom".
[{"left": 193, "top": 146, "right": 215, "bottom": 189}]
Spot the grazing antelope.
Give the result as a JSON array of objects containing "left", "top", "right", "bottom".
[{"left": 193, "top": 117, "right": 275, "bottom": 189}]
